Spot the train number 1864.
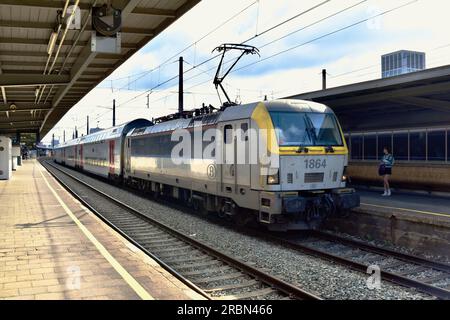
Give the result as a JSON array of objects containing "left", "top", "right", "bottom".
[{"left": 305, "top": 158, "right": 327, "bottom": 169}]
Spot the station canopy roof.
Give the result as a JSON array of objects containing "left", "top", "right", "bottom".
[
  {"left": 0, "top": 0, "right": 200, "bottom": 137},
  {"left": 287, "top": 64, "right": 450, "bottom": 132}
]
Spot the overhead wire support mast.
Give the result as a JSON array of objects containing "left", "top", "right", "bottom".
[
  {"left": 212, "top": 44, "right": 259, "bottom": 106},
  {"left": 113, "top": 1, "right": 333, "bottom": 109},
  {"left": 143, "top": 0, "right": 415, "bottom": 107}
]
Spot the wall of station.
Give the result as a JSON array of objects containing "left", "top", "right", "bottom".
[
  {"left": 344, "top": 126, "right": 450, "bottom": 191},
  {"left": 345, "top": 126, "right": 450, "bottom": 163}
]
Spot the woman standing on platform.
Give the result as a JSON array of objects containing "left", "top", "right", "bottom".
[{"left": 379, "top": 146, "right": 394, "bottom": 197}]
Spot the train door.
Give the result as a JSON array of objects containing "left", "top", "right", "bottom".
[
  {"left": 74, "top": 145, "right": 78, "bottom": 168},
  {"left": 109, "top": 140, "right": 115, "bottom": 176},
  {"left": 79, "top": 145, "right": 83, "bottom": 170},
  {"left": 221, "top": 123, "right": 236, "bottom": 193},
  {"left": 125, "top": 138, "right": 131, "bottom": 174},
  {"left": 236, "top": 121, "right": 250, "bottom": 187}
]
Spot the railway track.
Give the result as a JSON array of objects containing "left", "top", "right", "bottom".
[
  {"left": 41, "top": 160, "right": 320, "bottom": 301},
  {"left": 41, "top": 159, "right": 450, "bottom": 300},
  {"left": 263, "top": 230, "right": 450, "bottom": 299}
]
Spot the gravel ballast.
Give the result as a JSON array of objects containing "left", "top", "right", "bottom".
[{"left": 46, "top": 161, "right": 432, "bottom": 300}]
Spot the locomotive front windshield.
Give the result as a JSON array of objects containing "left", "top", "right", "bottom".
[{"left": 270, "top": 111, "right": 343, "bottom": 147}]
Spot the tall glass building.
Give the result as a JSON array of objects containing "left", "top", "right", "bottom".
[{"left": 382, "top": 50, "right": 426, "bottom": 78}]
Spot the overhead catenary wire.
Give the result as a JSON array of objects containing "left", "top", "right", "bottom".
[
  {"left": 105, "top": 0, "right": 331, "bottom": 89},
  {"left": 71, "top": 0, "right": 419, "bottom": 132},
  {"left": 242, "top": 0, "right": 332, "bottom": 44},
  {"left": 258, "top": 0, "right": 368, "bottom": 49},
  {"left": 328, "top": 38, "right": 450, "bottom": 81},
  {"left": 173, "top": 0, "right": 370, "bottom": 88},
  {"left": 103, "top": 0, "right": 259, "bottom": 90},
  {"left": 112, "top": 0, "right": 333, "bottom": 92},
  {"left": 142, "top": 0, "right": 419, "bottom": 107},
  {"left": 185, "top": 0, "right": 419, "bottom": 86},
  {"left": 110, "top": 0, "right": 337, "bottom": 109},
  {"left": 232, "top": 0, "right": 420, "bottom": 74}
]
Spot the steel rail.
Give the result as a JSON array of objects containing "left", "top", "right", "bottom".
[
  {"left": 41, "top": 160, "right": 211, "bottom": 300},
  {"left": 311, "top": 230, "right": 450, "bottom": 274},
  {"left": 42, "top": 160, "right": 321, "bottom": 301},
  {"left": 257, "top": 231, "right": 450, "bottom": 300}
]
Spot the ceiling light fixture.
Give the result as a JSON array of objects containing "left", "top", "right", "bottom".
[{"left": 47, "top": 32, "right": 58, "bottom": 55}]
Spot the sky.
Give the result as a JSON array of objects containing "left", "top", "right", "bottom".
[{"left": 43, "top": 0, "right": 450, "bottom": 144}]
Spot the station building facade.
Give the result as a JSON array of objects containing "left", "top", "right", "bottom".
[{"left": 288, "top": 64, "right": 450, "bottom": 192}]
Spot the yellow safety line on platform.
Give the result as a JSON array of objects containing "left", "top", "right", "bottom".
[
  {"left": 361, "top": 202, "right": 450, "bottom": 218},
  {"left": 38, "top": 165, "right": 154, "bottom": 300}
]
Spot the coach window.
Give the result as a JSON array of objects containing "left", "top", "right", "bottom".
[
  {"left": 428, "top": 130, "right": 446, "bottom": 162},
  {"left": 410, "top": 131, "right": 426, "bottom": 161},
  {"left": 393, "top": 132, "right": 409, "bottom": 161},
  {"left": 377, "top": 133, "right": 392, "bottom": 160},
  {"left": 224, "top": 125, "right": 233, "bottom": 144},
  {"left": 350, "top": 135, "right": 363, "bottom": 160},
  {"left": 363, "top": 134, "right": 376, "bottom": 160}
]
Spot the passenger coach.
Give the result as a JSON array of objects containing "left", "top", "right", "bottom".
[{"left": 53, "top": 119, "right": 151, "bottom": 179}]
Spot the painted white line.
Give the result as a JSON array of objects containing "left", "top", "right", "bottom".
[
  {"left": 361, "top": 202, "right": 450, "bottom": 218},
  {"left": 39, "top": 164, "right": 154, "bottom": 300}
]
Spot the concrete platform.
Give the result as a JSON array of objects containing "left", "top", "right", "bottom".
[
  {"left": 324, "top": 189, "right": 450, "bottom": 258},
  {"left": 358, "top": 189, "right": 450, "bottom": 227},
  {"left": 0, "top": 160, "right": 204, "bottom": 300}
]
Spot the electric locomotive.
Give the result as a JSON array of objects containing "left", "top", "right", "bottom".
[
  {"left": 123, "top": 99, "right": 359, "bottom": 230},
  {"left": 53, "top": 44, "right": 359, "bottom": 230}
]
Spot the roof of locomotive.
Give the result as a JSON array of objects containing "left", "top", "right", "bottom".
[
  {"left": 53, "top": 137, "right": 81, "bottom": 149},
  {"left": 128, "top": 99, "right": 333, "bottom": 138},
  {"left": 266, "top": 99, "right": 332, "bottom": 113},
  {"left": 219, "top": 99, "right": 332, "bottom": 122}
]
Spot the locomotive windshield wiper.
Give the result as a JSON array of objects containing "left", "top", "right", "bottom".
[
  {"left": 325, "top": 145, "right": 335, "bottom": 153},
  {"left": 303, "top": 115, "right": 317, "bottom": 146}
]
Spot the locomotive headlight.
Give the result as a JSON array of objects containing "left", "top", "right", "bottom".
[
  {"left": 342, "top": 166, "right": 348, "bottom": 182},
  {"left": 267, "top": 172, "right": 279, "bottom": 185}
]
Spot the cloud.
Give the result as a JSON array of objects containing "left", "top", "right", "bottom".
[{"left": 43, "top": 0, "right": 450, "bottom": 142}]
